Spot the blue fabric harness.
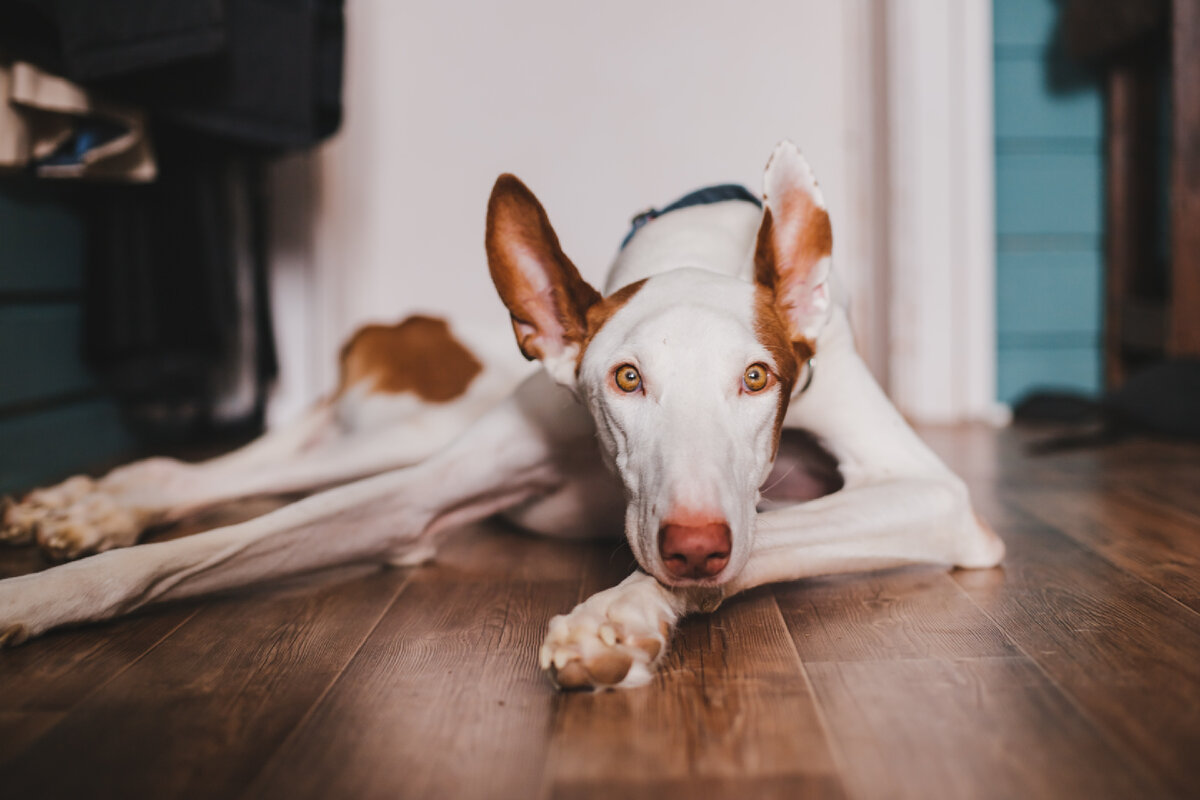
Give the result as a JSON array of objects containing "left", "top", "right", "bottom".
[{"left": 620, "top": 183, "right": 761, "bottom": 250}]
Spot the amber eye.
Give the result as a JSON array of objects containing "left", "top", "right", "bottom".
[
  {"left": 743, "top": 363, "right": 770, "bottom": 392},
  {"left": 614, "top": 364, "right": 642, "bottom": 393}
]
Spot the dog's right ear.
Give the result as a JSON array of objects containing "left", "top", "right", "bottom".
[{"left": 486, "top": 174, "right": 601, "bottom": 387}]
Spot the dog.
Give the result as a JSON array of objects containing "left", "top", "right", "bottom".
[{"left": 0, "top": 142, "right": 1004, "bottom": 689}]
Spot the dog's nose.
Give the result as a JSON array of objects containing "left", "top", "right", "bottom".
[{"left": 658, "top": 520, "right": 731, "bottom": 580}]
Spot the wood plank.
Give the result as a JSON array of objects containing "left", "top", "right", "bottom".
[
  {"left": 0, "top": 605, "right": 195, "bottom": 716},
  {"left": 551, "top": 775, "right": 843, "bottom": 800},
  {"left": 806, "top": 657, "right": 1165, "bottom": 800},
  {"left": 952, "top": 518, "right": 1200, "bottom": 796},
  {"left": 245, "top": 526, "right": 594, "bottom": 800},
  {"left": 543, "top": 589, "right": 845, "bottom": 799},
  {"left": 776, "top": 565, "right": 1020, "bottom": 664},
  {"left": 1012, "top": 485, "right": 1200, "bottom": 613},
  {"left": 0, "top": 563, "right": 409, "bottom": 800},
  {"left": 777, "top": 564, "right": 1164, "bottom": 798},
  {"left": 0, "top": 711, "right": 64, "bottom": 766}
]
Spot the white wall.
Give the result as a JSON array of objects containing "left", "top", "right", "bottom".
[{"left": 269, "top": 0, "right": 867, "bottom": 423}]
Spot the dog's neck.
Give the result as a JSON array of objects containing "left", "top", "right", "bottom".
[{"left": 603, "top": 200, "right": 764, "bottom": 294}]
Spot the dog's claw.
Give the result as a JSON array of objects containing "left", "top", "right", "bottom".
[
  {"left": 0, "top": 624, "right": 29, "bottom": 648},
  {"left": 0, "top": 495, "right": 35, "bottom": 546}
]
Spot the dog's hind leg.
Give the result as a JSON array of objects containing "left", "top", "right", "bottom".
[
  {"left": 2, "top": 316, "right": 526, "bottom": 561},
  {"left": 0, "top": 374, "right": 584, "bottom": 646}
]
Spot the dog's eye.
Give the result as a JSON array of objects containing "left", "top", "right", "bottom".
[
  {"left": 743, "top": 363, "right": 771, "bottom": 392},
  {"left": 614, "top": 364, "right": 642, "bottom": 393}
]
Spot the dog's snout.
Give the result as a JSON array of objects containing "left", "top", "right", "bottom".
[{"left": 658, "top": 519, "right": 731, "bottom": 580}]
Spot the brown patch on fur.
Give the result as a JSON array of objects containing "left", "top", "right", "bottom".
[
  {"left": 576, "top": 278, "right": 648, "bottom": 372},
  {"left": 754, "top": 192, "right": 832, "bottom": 284},
  {"left": 754, "top": 287, "right": 803, "bottom": 450},
  {"left": 753, "top": 202, "right": 830, "bottom": 357},
  {"left": 338, "top": 316, "right": 483, "bottom": 402},
  {"left": 486, "top": 174, "right": 602, "bottom": 361}
]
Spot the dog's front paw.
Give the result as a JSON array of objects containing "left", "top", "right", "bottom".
[{"left": 539, "top": 575, "right": 678, "bottom": 691}]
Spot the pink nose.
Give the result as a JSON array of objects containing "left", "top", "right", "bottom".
[{"left": 658, "top": 519, "right": 731, "bottom": 580}]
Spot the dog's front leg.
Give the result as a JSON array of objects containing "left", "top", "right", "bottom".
[
  {"left": 541, "top": 571, "right": 687, "bottom": 690},
  {"left": 0, "top": 375, "right": 584, "bottom": 646},
  {"left": 541, "top": 477, "right": 1004, "bottom": 691},
  {"left": 731, "top": 477, "right": 1005, "bottom": 593}
]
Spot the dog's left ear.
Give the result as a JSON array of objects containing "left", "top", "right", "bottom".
[
  {"left": 486, "top": 174, "right": 602, "bottom": 387},
  {"left": 754, "top": 141, "right": 833, "bottom": 353}
]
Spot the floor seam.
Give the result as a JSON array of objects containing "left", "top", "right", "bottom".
[{"left": 233, "top": 568, "right": 418, "bottom": 800}]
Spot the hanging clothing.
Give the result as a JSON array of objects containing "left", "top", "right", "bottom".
[
  {"left": 0, "top": 0, "right": 344, "bottom": 150},
  {"left": 81, "top": 125, "right": 278, "bottom": 442},
  {"left": 0, "top": 60, "right": 155, "bottom": 181}
]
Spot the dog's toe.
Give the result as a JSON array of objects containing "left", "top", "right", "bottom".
[
  {"left": 0, "top": 496, "right": 37, "bottom": 546},
  {"left": 551, "top": 659, "right": 593, "bottom": 690},
  {"left": 35, "top": 495, "right": 142, "bottom": 561},
  {"left": 540, "top": 597, "right": 671, "bottom": 692},
  {"left": 583, "top": 649, "right": 634, "bottom": 685},
  {"left": 547, "top": 648, "right": 635, "bottom": 690},
  {"left": 0, "top": 624, "right": 29, "bottom": 648}
]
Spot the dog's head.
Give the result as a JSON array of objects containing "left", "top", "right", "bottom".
[{"left": 485, "top": 142, "right": 832, "bottom": 587}]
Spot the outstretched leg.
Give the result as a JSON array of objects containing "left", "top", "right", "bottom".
[
  {"left": 2, "top": 325, "right": 524, "bottom": 560},
  {"left": 0, "top": 374, "right": 589, "bottom": 646},
  {"left": 539, "top": 476, "right": 1004, "bottom": 690}
]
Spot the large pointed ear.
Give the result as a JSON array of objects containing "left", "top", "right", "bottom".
[
  {"left": 485, "top": 174, "right": 602, "bottom": 387},
  {"left": 754, "top": 141, "right": 833, "bottom": 353}
]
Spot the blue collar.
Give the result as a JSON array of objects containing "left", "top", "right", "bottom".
[{"left": 620, "top": 183, "right": 761, "bottom": 250}]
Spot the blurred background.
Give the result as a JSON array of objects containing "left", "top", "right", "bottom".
[{"left": 0, "top": 0, "right": 1194, "bottom": 493}]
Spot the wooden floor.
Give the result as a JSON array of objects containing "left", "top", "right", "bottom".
[{"left": 0, "top": 426, "right": 1198, "bottom": 799}]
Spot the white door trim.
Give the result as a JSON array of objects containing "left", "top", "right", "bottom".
[{"left": 883, "top": 0, "right": 1002, "bottom": 424}]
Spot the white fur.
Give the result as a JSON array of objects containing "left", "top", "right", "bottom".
[{"left": 0, "top": 142, "right": 1003, "bottom": 694}]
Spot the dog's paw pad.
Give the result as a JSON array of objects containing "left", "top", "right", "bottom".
[
  {"left": 539, "top": 598, "right": 671, "bottom": 691},
  {"left": 543, "top": 643, "right": 638, "bottom": 690}
]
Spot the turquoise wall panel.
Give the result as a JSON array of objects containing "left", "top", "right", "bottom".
[
  {"left": 994, "top": 59, "right": 1101, "bottom": 139},
  {"left": 0, "top": 183, "right": 130, "bottom": 491},
  {"left": 996, "top": 251, "right": 1102, "bottom": 337},
  {"left": 998, "top": 346, "right": 1102, "bottom": 402},
  {"left": 0, "top": 188, "right": 84, "bottom": 293},
  {"left": 993, "top": 0, "right": 1105, "bottom": 405},
  {"left": 0, "top": 401, "right": 132, "bottom": 494},
  {"left": 994, "top": 0, "right": 1056, "bottom": 50},
  {"left": 0, "top": 305, "right": 97, "bottom": 407},
  {"left": 995, "top": 152, "right": 1103, "bottom": 236}
]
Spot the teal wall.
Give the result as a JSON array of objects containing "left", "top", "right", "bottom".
[
  {"left": 0, "top": 185, "right": 133, "bottom": 494},
  {"left": 994, "top": 0, "right": 1104, "bottom": 403}
]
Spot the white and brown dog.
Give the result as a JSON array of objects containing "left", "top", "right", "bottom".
[{"left": 0, "top": 142, "right": 1004, "bottom": 689}]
